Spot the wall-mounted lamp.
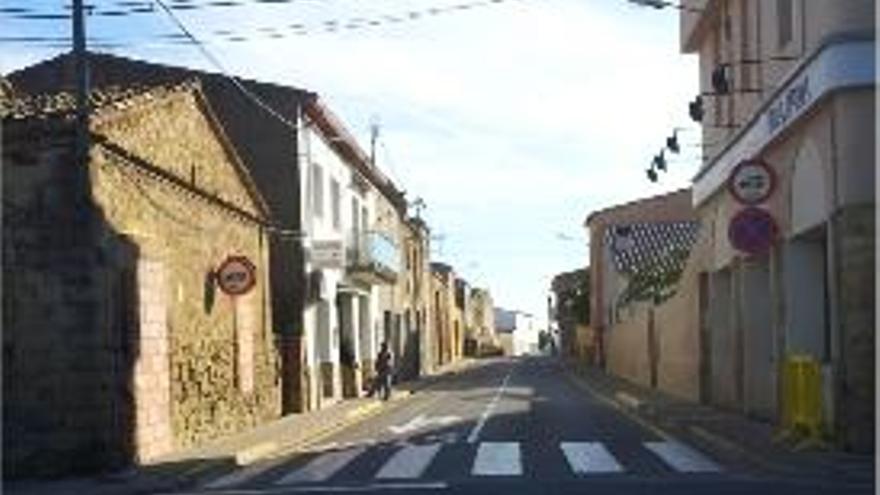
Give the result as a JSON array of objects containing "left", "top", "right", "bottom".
[
  {"left": 666, "top": 131, "right": 681, "bottom": 154},
  {"left": 652, "top": 150, "right": 667, "bottom": 172},
  {"left": 626, "top": 0, "right": 703, "bottom": 13},
  {"left": 688, "top": 95, "right": 704, "bottom": 122}
]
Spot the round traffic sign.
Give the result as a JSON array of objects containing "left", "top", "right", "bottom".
[
  {"left": 216, "top": 255, "right": 256, "bottom": 296},
  {"left": 728, "top": 158, "right": 776, "bottom": 205},
  {"left": 728, "top": 207, "right": 778, "bottom": 255}
]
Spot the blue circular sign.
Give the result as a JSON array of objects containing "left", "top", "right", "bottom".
[{"left": 728, "top": 207, "right": 778, "bottom": 255}]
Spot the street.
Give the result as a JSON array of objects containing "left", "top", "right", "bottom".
[{"left": 156, "top": 357, "right": 872, "bottom": 495}]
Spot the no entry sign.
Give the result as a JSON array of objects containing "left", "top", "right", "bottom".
[
  {"left": 728, "top": 207, "right": 778, "bottom": 255},
  {"left": 728, "top": 158, "right": 776, "bottom": 205},
  {"left": 216, "top": 255, "right": 256, "bottom": 296}
]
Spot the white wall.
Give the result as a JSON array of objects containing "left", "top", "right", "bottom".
[{"left": 300, "top": 112, "right": 381, "bottom": 402}]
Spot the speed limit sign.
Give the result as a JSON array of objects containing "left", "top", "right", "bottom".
[{"left": 216, "top": 255, "right": 256, "bottom": 296}]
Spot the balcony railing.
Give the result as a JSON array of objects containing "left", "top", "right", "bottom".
[{"left": 347, "top": 231, "right": 399, "bottom": 284}]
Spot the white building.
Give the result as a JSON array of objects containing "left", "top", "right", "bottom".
[
  {"left": 494, "top": 308, "right": 541, "bottom": 356},
  {"left": 299, "top": 100, "right": 400, "bottom": 408}
]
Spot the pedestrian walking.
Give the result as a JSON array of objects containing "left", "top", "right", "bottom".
[{"left": 366, "top": 342, "right": 394, "bottom": 401}]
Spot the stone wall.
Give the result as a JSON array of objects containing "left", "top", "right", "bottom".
[
  {"left": 3, "top": 129, "right": 128, "bottom": 476},
  {"left": 2, "top": 86, "right": 281, "bottom": 476},
  {"left": 834, "top": 204, "right": 875, "bottom": 453},
  {"left": 89, "top": 88, "right": 279, "bottom": 451}
]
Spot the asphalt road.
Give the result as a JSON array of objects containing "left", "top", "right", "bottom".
[{"left": 161, "top": 356, "right": 873, "bottom": 495}]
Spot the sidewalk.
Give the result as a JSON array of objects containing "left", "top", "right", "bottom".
[
  {"left": 567, "top": 361, "right": 874, "bottom": 485},
  {"left": 4, "top": 357, "right": 483, "bottom": 495}
]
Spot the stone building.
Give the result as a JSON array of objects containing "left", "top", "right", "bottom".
[
  {"left": 401, "top": 216, "right": 434, "bottom": 377},
  {"left": 9, "top": 52, "right": 414, "bottom": 415},
  {"left": 430, "top": 262, "right": 459, "bottom": 366},
  {"left": 2, "top": 82, "right": 278, "bottom": 475},
  {"left": 468, "top": 287, "right": 499, "bottom": 356},
  {"left": 680, "top": 0, "right": 875, "bottom": 451},
  {"left": 9, "top": 52, "right": 316, "bottom": 415}
]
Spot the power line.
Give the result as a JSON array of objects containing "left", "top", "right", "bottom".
[
  {"left": 149, "top": 0, "right": 301, "bottom": 132},
  {"left": 2, "top": 0, "right": 517, "bottom": 43}
]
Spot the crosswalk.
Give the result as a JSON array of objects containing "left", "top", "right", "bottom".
[{"left": 203, "top": 439, "right": 723, "bottom": 489}]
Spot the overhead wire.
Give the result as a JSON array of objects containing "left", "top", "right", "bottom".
[
  {"left": 149, "top": 0, "right": 302, "bottom": 132},
  {"left": 2, "top": 0, "right": 516, "bottom": 45}
]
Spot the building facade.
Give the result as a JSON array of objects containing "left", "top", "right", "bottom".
[
  {"left": 468, "top": 288, "right": 499, "bottom": 356},
  {"left": 430, "top": 262, "right": 459, "bottom": 365},
  {"left": 298, "top": 100, "right": 399, "bottom": 409},
  {"left": 550, "top": 268, "right": 590, "bottom": 360},
  {"left": 494, "top": 308, "right": 540, "bottom": 356},
  {"left": 586, "top": 192, "right": 701, "bottom": 400},
  {"left": 680, "top": 0, "right": 875, "bottom": 451},
  {"left": 3, "top": 83, "right": 278, "bottom": 475}
]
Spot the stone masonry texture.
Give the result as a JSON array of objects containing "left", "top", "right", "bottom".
[
  {"left": 3, "top": 85, "right": 281, "bottom": 476},
  {"left": 834, "top": 204, "right": 875, "bottom": 453}
]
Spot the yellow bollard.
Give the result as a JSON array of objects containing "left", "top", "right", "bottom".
[{"left": 782, "top": 354, "right": 823, "bottom": 443}]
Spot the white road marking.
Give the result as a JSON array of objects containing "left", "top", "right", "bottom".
[
  {"left": 560, "top": 442, "right": 624, "bottom": 474},
  {"left": 375, "top": 443, "right": 443, "bottom": 479},
  {"left": 471, "top": 442, "right": 521, "bottom": 476},
  {"left": 644, "top": 441, "right": 722, "bottom": 473},
  {"left": 466, "top": 368, "right": 514, "bottom": 443},
  {"left": 275, "top": 447, "right": 367, "bottom": 485},
  {"left": 158, "top": 481, "right": 450, "bottom": 494},
  {"left": 388, "top": 414, "right": 461, "bottom": 435}
]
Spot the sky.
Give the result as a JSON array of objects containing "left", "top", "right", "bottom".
[{"left": 1, "top": 0, "right": 701, "bottom": 320}]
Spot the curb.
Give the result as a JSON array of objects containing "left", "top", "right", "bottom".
[
  {"left": 613, "top": 391, "right": 644, "bottom": 411},
  {"left": 234, "top": 397, "right": 403, "bottom": 465},
  {"left": 564, "top": 369, "right": 674, "bottom": 442},
  {"left": 231, "top": 360, "right": 486, "bottom": 466},
  {"left": 564, "top": 365, "right": 859, "bottom": 480}
]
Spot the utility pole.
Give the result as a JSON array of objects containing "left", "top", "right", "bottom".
[
  {"left": 72, "top": 0, "right": 90, "bottom": 194},
  {"left": 369, "top": 115, "right": 380, "bottom": 168}
]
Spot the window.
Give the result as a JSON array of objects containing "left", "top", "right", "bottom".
[
  {"left": 311, "top": 163, "right": 324, "bottom": 218},
  {"left": 330, "top": 179, "right": 341, "bottom": 229},
  {"left": 777, "top": 0, "right": 793, "bottom": 49},
  {"left": 361, "top": 206, "right": 369, "bottom": 235},
  {"left": 351, "top": 198, "right": 360, "bottom": 237}
]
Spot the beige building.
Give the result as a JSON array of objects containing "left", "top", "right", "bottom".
[
  {"left": 3, "top": 82, "right": 278, "bottom": 475},
  {"left": 586, "top": 190, "right": 701, "bottom": 399},
  {"left": 468, "top": 287, "right": 499, "bottom": 355},
  {"left": 430, "top": 262, "right": 460, "bottom": 365},
  {"left": 680, "top": 0, "right": 875, "bottom": 451},
  {"left": 402, "top": 217, "right": 434, "bottom": 376}
]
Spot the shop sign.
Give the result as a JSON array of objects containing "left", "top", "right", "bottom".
[
  {"left": 692, "top": 39, "right": 875, "bottom": 206},
  {"left": 310, "top": 240, "right": 344, "bottom": 269},
  {"left": 216, "top": 255, "right": 257, "bottom": 296},
  {"left": 766, "top": 75, "right": 813, "bottom": 134},
  {"left": 728, "top": 207, "right": 778, "bottom": 256},
  {"left": 728, "top": 158, "right": 776, "bottom": 205}
]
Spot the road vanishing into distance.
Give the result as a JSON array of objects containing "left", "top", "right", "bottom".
[{"left": 159, "top": 357, "right": 872, "bottom": 495}]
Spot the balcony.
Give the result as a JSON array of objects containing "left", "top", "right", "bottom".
[{"left": 347, "top": 231, "right": 399, "bottom": 285}]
